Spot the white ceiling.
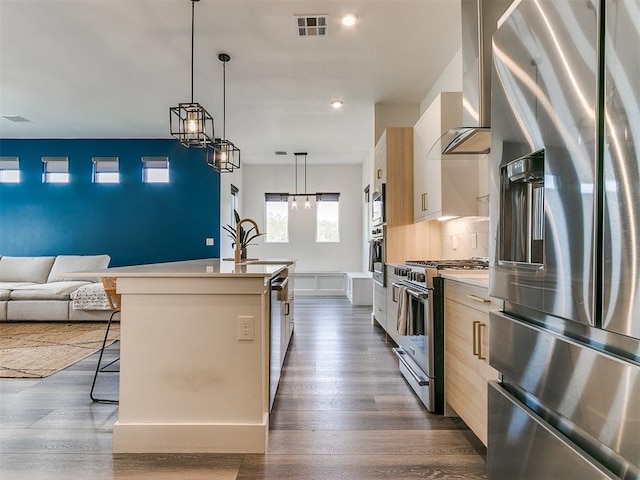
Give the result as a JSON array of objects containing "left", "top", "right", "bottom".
[{"left": 0, "top": 0, "right": 462, "bottom": 166}]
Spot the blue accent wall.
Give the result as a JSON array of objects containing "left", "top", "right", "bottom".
[{"left": 0, "top": 139, "right": 220, "bottom": 266}]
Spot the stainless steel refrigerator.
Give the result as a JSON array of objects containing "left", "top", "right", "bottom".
[{"left": 488, "top": 0, "right": 640, "bottom": 478}]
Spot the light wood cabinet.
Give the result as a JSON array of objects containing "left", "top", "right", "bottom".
[
  {"left": 374, "top": 127, "right": 414, "bottom": 264},
  {"left": 413, "top": 92, "right": 479, "bottom": 223},
  {"left": 374, "top": 133, "right": 387, "bottom": 193},
  {"left": 444, "top": 278, "right": 501, "bottom": 446}
]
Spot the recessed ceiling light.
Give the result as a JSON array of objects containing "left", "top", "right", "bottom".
[
  {"left": 331, "top": 100, "right": 344, "bottom": 109},
  {"left": 341, "top": 14, "right": 357, "bottom": 27}
]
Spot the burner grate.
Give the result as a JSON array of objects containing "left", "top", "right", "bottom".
[{"left": 405, "top": 259, "right": 489, "bottom": 269}]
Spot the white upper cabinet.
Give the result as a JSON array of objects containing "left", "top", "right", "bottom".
[{"left": 414, "top": 92, "right": 479, "bottom": 223}]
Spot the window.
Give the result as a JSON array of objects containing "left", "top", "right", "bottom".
[
  {"left": 265, "top": 193, "right": 289, "bottom": 243},
  {"left": 42, "top": 157, "right": 69, "bottom": 183},
  {"left": 230, "top": 184, "right": 239, "bottom": 222},
  {"left": 92, "top": 157, "right": 119, "bottom": 183},
  {"left": 0, "top": 157, "right": 20, "bottom": 183},
  {"left": 316, "top": 193, "right": 340, "bottom": 242},
  {"left": 142, "top": 157, "right": 169, "bottom": 183}
]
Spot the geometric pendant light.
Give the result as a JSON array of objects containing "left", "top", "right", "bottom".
[
  {"left": 169, "top": 0, "right": 215, "bottom": 148},
  {"left": 209, "top": 53, "right": 241, "bottom": 173}
]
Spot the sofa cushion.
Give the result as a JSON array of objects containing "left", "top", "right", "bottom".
[
  {"left": 0, "top": 281, "right": 38, "bottom": 290},
  {"left": 7, "top": 300, "right": 69, "bottom": 321},
  {"left": 9, "top": 281, "right": 91, "bottom": 301},
  {"left": 0, "top": 256, "right": 56, "bottom": 283},
  {"left": 0, "top": 290, "right": 10, "bottom": 301},
  {"left": 47, "top": 255, "right": 111, "bottom": 282}
]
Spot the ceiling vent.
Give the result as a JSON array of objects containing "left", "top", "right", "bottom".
[
  {"left": 295, "top": 15, "right": 328, "bottom": 37},
  {"left": 3, "top": 115, "right": 30, "bottom": 123}
]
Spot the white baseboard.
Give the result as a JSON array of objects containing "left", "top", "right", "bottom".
[{"left": 113, "top": 419, "right": 268, "bottom": 453}]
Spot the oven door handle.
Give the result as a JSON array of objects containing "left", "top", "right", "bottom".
[
  {"left": 395, "top": 282, "right": 429, "bottom": 301},
  {"left": 393, "top": 348, "right": 430, "bottom": 386},
  {"left": 406, "top": 288, "right": 429, "bottom": 301}
]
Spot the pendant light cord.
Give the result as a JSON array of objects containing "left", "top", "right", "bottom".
[
  {"left": 222, "top": 60, "right": 226, "bottom": 140},
  {"left": 190, "top": 0, "right": 195, "bottom": 103}
]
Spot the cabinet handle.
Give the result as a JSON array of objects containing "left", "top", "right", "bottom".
[
  {"left": 467, "top": 294, "right": 491, "bottom": 303},
  {"left": 472, "top": 320, "right": 481, "bottom": 357},
  {"left": 391, "top": 283, "right": 400, "bottom": 303},
  {"left": 285, "top": 302, "right": 290, "bottom": 316},
  {"left": 377, "top": 169, "right": 382, "bottom": 179},
  {"left": 421, "top": 193, "right": 428, "bottom": 211},
  {"left": 477, "top": 322, "right": 486, "bottom": 360}
]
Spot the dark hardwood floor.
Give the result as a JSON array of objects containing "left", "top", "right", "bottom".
[{"left": 0, "top": 297, "right": 486, "bottom": 479}]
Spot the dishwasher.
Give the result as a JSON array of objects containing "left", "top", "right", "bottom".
[{"left": 269, "top": 273, "right": 288, "bottom": 411}]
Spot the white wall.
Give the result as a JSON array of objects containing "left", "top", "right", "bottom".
[
  {"left": 420, "top": 48, "right": 463, "bottom": 115},
  {"left": 241, "top": 164, "right": 364, "bottom": 272},
  {"left": 374, "top": 104, "right": 421, "bottom": 146}
]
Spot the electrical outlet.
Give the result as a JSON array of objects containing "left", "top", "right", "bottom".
[
  {"left": 471, "top": 233, "right": 477, "bottom": 249},
  {"left": 206, "top": 237, "right": 215, "bottom": 246},
  {"left": 452, "top": 235, "right": 458, "bottom": 250},
  {"left": 237, "top": 316, "right": 254, "bottom": 341}
]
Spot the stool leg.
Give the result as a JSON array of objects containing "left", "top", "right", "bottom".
[{"left": 90, "top": 311, "right": 119, "bottom": 404}]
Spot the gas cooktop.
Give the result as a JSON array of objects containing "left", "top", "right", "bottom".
[{"left": 405, "top": 258, "right": 489, "bottom": 270}]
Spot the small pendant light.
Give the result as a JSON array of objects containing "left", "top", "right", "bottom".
[{"left": 209, "top": 53, "right": 241, "bottom": 173}]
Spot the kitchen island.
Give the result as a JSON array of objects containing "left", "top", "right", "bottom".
[{"left": 70, "top": 258, "right": 293, "bottom": 454}]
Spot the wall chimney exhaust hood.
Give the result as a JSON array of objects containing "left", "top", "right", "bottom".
[{"left": 442, "top": 0, "right": 511, "bottom": 155}]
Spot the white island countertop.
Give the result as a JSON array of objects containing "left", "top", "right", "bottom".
[{"left": 66, "top": 258, "right": 293, "bottom": 279}]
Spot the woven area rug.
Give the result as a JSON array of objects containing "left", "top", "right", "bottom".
[{"left": 0, "top": 322, "right": 119, "bottom": 378}]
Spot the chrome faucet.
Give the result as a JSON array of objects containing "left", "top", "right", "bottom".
[{"left": 235, "top": 218, "right": 260, "bottom": 263}]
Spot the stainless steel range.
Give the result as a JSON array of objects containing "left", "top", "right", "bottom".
[{"left": 391, "top": 258, "right": 488, "bottom": 413}]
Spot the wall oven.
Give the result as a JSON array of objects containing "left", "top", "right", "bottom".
[
  {"left": 371, "top": 184, "right": 385, "bottom": 227},
  {"left": 370, "top": 226, "right": 385, "bottom": 286}
]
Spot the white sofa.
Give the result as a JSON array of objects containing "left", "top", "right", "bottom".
[{"left": 0, "top": 255, "right": 116, "bottom": 322}]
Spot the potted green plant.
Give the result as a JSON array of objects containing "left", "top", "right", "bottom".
[{"left": 223, "top": 210, "right": 263, "bottom": 260}]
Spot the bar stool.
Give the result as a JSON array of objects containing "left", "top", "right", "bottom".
[{"left": 89, "top": 277, "right": 120, "bottom": 404}]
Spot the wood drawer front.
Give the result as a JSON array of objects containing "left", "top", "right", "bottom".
[{"left": 445, "top": 279, "right": 501, "bottom": 313}]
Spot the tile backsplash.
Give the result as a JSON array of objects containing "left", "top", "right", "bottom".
[{"left": 440, "top": 214, "right": 489, "bottom": 259}]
